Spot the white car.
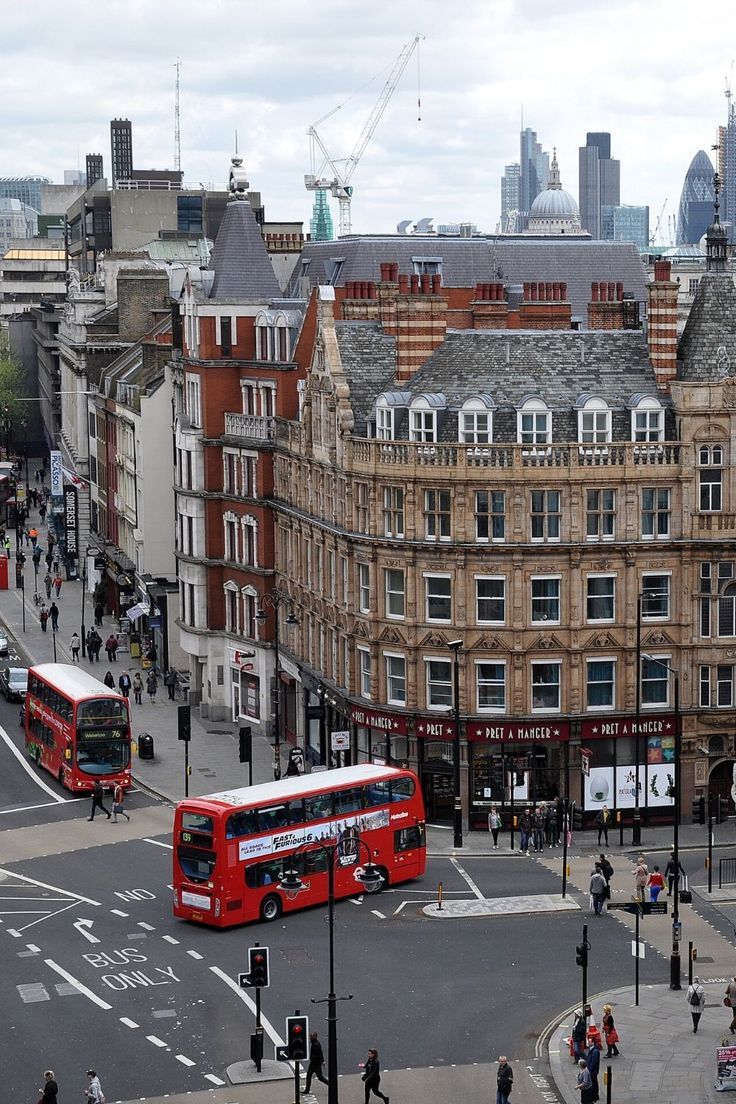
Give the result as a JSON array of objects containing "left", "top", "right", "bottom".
[{"left": 0, "top": 629, "right": 8, "bottom": 655}]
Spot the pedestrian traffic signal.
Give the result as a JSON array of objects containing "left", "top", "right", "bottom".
[
  {"left": 692, "top": 796, "right": 705, "bottom": 825},
  {"left": 286, "top": 1014, "right": 308, "bottom": 1061},
  {"left": 239, "top": 726, "right": 252, "bottom": 764},
  {"left": 575, "top": 942, "right": 588, "bottom": 968},
  {"left": 248, "top": 945, "right": 270, "bottom": 988}
]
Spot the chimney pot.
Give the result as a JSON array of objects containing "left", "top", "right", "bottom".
[
  {"left": 616, "top": 281, "right": 624, "bottom": 301},
  {"left": 654, "top": 259, "right": 672, "bottom": 282},
  {"left": 560, "top": 282, "right": 567, "bottom": 301},
  {"left": 552, "top": 281, "right": 560, "bottom": 301},
  {"left": 398, "top": 273, "right": 409, "bottom": 293},
  {"left": 421, "top": 273, "right": 431, "bottom": 294},
  {"left": 380, "top": 262, "right": 390, "bottom": 281},
  {"left": 346, "top": 281, "right": 355, "bottom": 299},
  {"left": 591, "top": 282, "right": 599, "bottom": 303},
  {"left": 600, "top": 282, "right": 608, "bottom": 302},
  {"left": 608, "top": 282, "right": 615, "bottom": 301},
  {"left": 431, "top": 273, "right": 442, "bottom": 294},
  {"left": 368, "top": 281, "right": 377, "bottom": 300},
  {"left": 391, "top": 262, "right": 399, "bottom": 281},
  {"left": 410, "top": 274, "right": 420, "bottom": 294},
  {"left": 530, "top": 282, "right": 538, "bottom": 301}
]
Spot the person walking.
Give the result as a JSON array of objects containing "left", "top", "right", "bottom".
[
  {"left": 633, "top": 856, "right": 648, "bottom": 902},
  {"left": 304, "top": 1031, "right": 329, "bottom": 1092},
  {"left": 146, "top": 670, "right": 158, "bottom": 704},
  {"left": 39, "top": 501, "right": 47, "bottom": 523},
  {"left": 103, "top": 670, "right": 115, "bottom": 690},
  {"left": 94, "top": 601, "right": 104, "bottom": 627},
  {"left": 105, "top": 634, "right": 118, "bottom": 662},
  {"left": 601, "top": 1005, "right": 620, "bottom": 1056},
  {"left": 664, "top": 852, "right": 685, "bottom": 897},
  {"left": 586, "top": 1034, "right": 601, "bottom": 1102},
  {"left": 133, "top": 671, "right": 143, "bottom": 705},
  {"left": 488, "top": 805, "right": 501, "bottom": 849},
  {"left": 112, "top": 781, "right": 130, "bottom": 824},
  {"left": 87, "top": 781, "right": 111, "bottom": 821},
  {"left": 496, "top": 1056, "right": 513, "bottom": 1104},
  {"left": 39, "top": 1069, "right": 58, "bottom": 1101},
  {"left": 576, "top": 1060, "right": 593, "bottom": 1103},
  {"left": 118, "top": 670, "right": 131, "bottom": 698},
  {"left": 519, "top": 807, "right": 533, "bottom": 854},
  {"left": 595, "top": 805, "right": 611, "bottom": 846},
  {"left": 725, "top": 976, "right": 736, "bottom": 1033},
  {"left": 590, "top": 865, "right": 607, "bottom": 916},
  {"left": 546, "top": 800, "right": 559, "bottom": 846},
  {"left": 362, "top": 1048, "right": 388, "bottom": 1104},
  {"left": 164, "top": 668, "right": 178, "bottom": 700},
  {"left": 598, "top": 854, "right": 614, "bottom": 898},
  {"left": 69, "top": 632, "right": 81, "bottom": 662},
  {"left": 687, "top": 976, "right": 705, "bottom": 1034},
  {"left": 45, "top": 550, "right": 53, "bottom": 572},
  {"left": 53, "top": 572, "right": 62, "bottom": 597},
  {"left": 49, "top": 602, "right": 59, "bottom": 632},
  {"left": 89, "top": 629, "right": 102, "bottom": 662},
  {"left": 85, "top": 1068, "right": 105, "bottom": 1103},
  {"left": 647, "top": 864, "right": 665, "bottom": 902},
  {"left": 39, "top": 605, "right": 49, "bottom": 632},
  {"left": 571, "top": 1012, "right": 587, "bottom": 1062}
]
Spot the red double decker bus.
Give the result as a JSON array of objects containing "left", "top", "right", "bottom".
[
  {"left": 25, "top": 664, "right": 132, "bottom": 793},
  {"left": 173, "top": 764, "right": 426, "bottom": 927}
]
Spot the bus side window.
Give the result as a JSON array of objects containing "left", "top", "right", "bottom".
[
  {"left": 394, "top": 824, "right": 424, "bottom": 852},
  {"left": 226, "top": 810, "right": 258, "bottom": 839},
  {"left": 304, "top": 795, "right": 334, "bottom": 821},
  {"left": 259, "top": 805, "right": 289, "bottom": 831},
  {"left": 364, "top": 781, "right": 390, "bottom": 807},
  {"left": 333, "top": 787, "right": 363, "bottom": 815},
  {"left": 390, "top": 777, "right": 415, "bottom": 802},
  {"left": 288, "top": 800, "right": 305, "bottom": 825}
]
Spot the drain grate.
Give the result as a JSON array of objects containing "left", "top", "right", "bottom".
[{"left": 207, "top": 729, "right": 233, "bottom": 736}]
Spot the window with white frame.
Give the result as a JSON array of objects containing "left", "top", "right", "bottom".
[
  {"left": 460, "top": 398, "right": 494, "bottom": 443},
  {"left": 243, "top": 454, "right": 257, "bottom": 497},
  {"left": 185, "top": 374, "right": 201, "bottom": 428},
  {"left": 384, "top": 569, "right": 405, "bottom": 619},
  {"left": 357, "top": 646, "right": 372, "bottom": 699},
  {"left": 475, "top": 490, "right": 505, "bottom": 542},
  {"left": 475, "top": 576, "right": 505, "bottom": 624},
  {"left": 641, "top": 487, "right": 671, "bottom": 539},
  {"left": 242, "top": 589, "right": 257, "bottom": 638},
  {"left": 578, "top": 398, "right": 611, "bottom": 444},
  {"left": 409, "top": 399, "right": 438, "bottom": 442},
  {"left": 699, "top": 444, "right": 724, "bottom": 512},
  {"left": 425, "top": 574, "right": 452, "bottom": 622},
  {"left": 586, "top": 575, "right": 615, "bottom": 622},
  {"left": 531, "top": 661, "right": 561, "bottom": 712},
  {"left": 376, "top": 404, "right": 395, "bottom": 441},
  {"left": 382, "top": 486, "right": 405, "bottom": 538},
  {"left": 586, "top": 658, "right": 615, "bottom": 709},
  {"left": 531, "top": 490, "right": 561, "bottom": 541},
  {"left": 423, "top": 488, "right": 451, "bottom": 541},
  {"left": 357, "top": 563, "right": 370, "bottom": 613},
  {"left": 223, "top": 451, "right": 238, "bottom": 495},
  {"left": 586, "top": 488, "right": 615, "bottom": 540},
  {"left": 531, "top": 576, "right": 560, "bottom": 623},
  {"left": 355, "top": 482, "right": 369, "bottom": 532},
  {"left": 476, "top": 661, "right": 505, "bottom": 712},
  {"left": 224, "top": 583, "right": 239, "bottom": 633},
  {"left": 641, "top": 573, "right": 670, "bottom": 619},
  {"left": 242, "top": 383, "right": 256, "bottom": 415},
  {"left": 641, "top": 655, "right": 669, "bottom": 706},
  {"left": 385, "top": 653, "right": 407, "bottom": 706},
  {"left": 425, "top": 658, "right": 453, "bottom": 709},
  {"left": 224, "top": 514, "right": 239, "bottom": 561},
  {"left": 518, "top": 398, "right": 550, "bottom": 445},
  {"left": 717, "top": 664, "right": 734, "bottom": 707},
  {"left": 631, "top": 397, "right": 663, "bottom": 442},
  {"left": 242, "top": 516, "right": 257, "bottom": 566}
]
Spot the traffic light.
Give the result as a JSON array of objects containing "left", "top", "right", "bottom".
[
  {"left": 178, "top": 705, "right": 191, "bottom": 743},
  {"left": 286, "top": 1014, "right": 308, "bottom": 1061},
  {"left": 575, "top": 942, "right": 588, "bottom": 968},
  {"left": 719, "top": 796, "right": 730, "bottom": 824},
  {"left": 692, "top": 796, "right": 705, "bottom": 825},
  {"left": 239, "top": 726, "right": 252, "bottom": 764},
  {"left": 248, "top": 945, "right": 270, "bottom": 988},
  {"left": 572, "top": 804, "right": 583, "bottom": 831}
]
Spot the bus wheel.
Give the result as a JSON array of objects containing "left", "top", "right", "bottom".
[{"left": 260, "top": 895, "right": 282, "bottom": 922}]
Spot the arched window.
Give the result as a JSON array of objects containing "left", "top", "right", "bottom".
[
  {"left": 577, "top": 396, "right": 611, "bottom": 445},
  {"left": 517, "top": 397, "right": 550, "bottom": 445},
  {"left": 630, "top": 396, "right": 663, "bottom": 442},
  {"left": 460, "top": 396, "right": 495, "bottom": 444}
]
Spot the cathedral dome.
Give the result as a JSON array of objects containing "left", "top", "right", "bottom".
[{"left": 525, "top": 149, "right": 582, "bottom": 235}]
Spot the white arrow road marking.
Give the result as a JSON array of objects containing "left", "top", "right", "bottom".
[
  {"left": 0, "top": 725, "right": 67, "bottom": 802},
  {"left": 73, "top": 918, "right": 100, "bottom": 944},
  {"left": 44, "top": 959, "right": 112, "bottom": 1010}
]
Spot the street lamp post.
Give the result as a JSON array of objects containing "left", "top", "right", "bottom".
[
  {"left": 448, "top": 639, "right": 463, "bottom": 849},
  {"left": 278, "top": 841, "right": 383, "bottom": 1104},
  {"left": 634, "top": 587, "right": 671, "bottom": 846},
  {"left": 256, "top": 588, "right": 299, "bottom": 781}
]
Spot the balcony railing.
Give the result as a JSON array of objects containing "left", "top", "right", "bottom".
[{"left": 224, "top": 412, "right": 276, "bottom": 441}]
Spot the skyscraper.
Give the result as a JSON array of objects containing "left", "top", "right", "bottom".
[
  {"left": 677, "top": 150, "right": 715, "bottom": 245},
  {"left": 86, "top": 153, "right": 104, "bottom": 190},
  {"left": 578, "top": 132, "right": 620, "bottom": 238},
  {"left": 519, "top": 128, "right": 549, "bottom": 222},
  {"left": 722, "top": 92, "right": 736, "bottom": 228},
  {"left": 500, "top": 163, "right": 521, "bottom": 231},
  {"left": 110, "top": 119, "right": 133, "bottom": 186},
  {"left": 601, "top": 204, "right": 649, "bottom": 251}
]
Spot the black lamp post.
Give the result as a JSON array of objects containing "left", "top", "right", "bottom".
[
  {"left": 278, "top": 840, "right": 383, "bottom": 1104},
  {"left": 448, "top": 639, "right": 463, "bottom": 848},
  {"left": 634, "top": 586, "right": 672, "bottom": 845},
  {"left": 256, "top": 588, "right": 298, "bottom": 781}
]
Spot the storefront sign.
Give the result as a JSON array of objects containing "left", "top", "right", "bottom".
[
  {"left": 415, "top": 716, "right": 456, "bottom": 738},
  {"left": 63, "top": 483, "right": 78, "bottom": 560},
  {"left": 581, "top": 714, "right": 675, "bottom": 740},
  {"left": 468, "top": 720, "right": 570, "bottom": 742},
  {"left": 50, "top": 450, "right": 63, "bottom": 496},
  {"left": 229, "top": 646, "right": 256, "bottom": 668},
  {"left": 331, "top": 730, "right": 350, "bottom": 751},
  {"left": 243, "top": 673, "right": 260, "bottom": 720},
  {"left": 349, "top": 705, "right": 407, "bottom": 735}
]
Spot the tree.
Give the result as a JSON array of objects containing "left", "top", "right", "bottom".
[{"left": 0, "top": 353, "right": 25, "bottom": 453}]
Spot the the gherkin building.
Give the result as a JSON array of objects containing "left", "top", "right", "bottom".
[{"left": 677, "top": 150, "right": 716, "bottom": 245}]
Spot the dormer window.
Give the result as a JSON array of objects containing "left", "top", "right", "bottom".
[
  {"left": 409, "top": 394, "right": 445, "bottom": 443},
  {"left": 630, "top": 395, "right": 663, "bottom": 442},
  {"left": 577, "top": 396, "right": 611, "bottom": 444},
  {"left": 376, "top": 405, "right": 394, "bottom": 441},
  {"left": 518, "top": 397, "right": 550, "bottom": 445},
  {"left": 460, "top": 396, "right": 495, "bottom": 444}
]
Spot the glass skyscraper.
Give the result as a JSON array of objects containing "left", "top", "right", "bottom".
[
  {"left": 677, "top": 150, "right": 715, "bottom": 245},
  {"left": 578, "top": 132, "right": 620, "bottom": 238}
]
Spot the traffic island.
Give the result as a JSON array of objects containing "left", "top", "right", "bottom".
[{"left": 423, "top": 893, "right": 581, "bottom": 919}]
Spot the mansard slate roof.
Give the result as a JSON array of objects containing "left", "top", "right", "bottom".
[
  {"left": 678, "top": 272, "right": 736, "bottom": 381},
  {"left": 209, "top": 198, "right": 281, "bottom": 301},
  {"left": 334, "top": 322, "right": 396, "bottom": 433},
  {"left": 295, "top": 236, "right": 647, "bottom": 321}
]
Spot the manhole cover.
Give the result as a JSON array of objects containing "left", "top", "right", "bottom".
[{"left": 207, "top": 729, "right": 233, "bottom": 735}]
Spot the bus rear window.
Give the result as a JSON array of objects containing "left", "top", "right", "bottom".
[
  {"left": 177, "top": 845, "right": 216, "bottom": 883},
  {"left": 182, "top": 811, "right": 215, "bottom": 834}
]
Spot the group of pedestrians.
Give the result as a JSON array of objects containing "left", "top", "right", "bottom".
[
  {"left": 516, "top": 799, "right": 564, "bottom": 854},
  {"left": 87, "top": 779, "right": 130, "bottom": 823},
  {"left": 36, "top": 1066, "right": 105, "bottom": 1102},
  {"left": 632, "top": 852, "right": 684, "bottom": 902}
]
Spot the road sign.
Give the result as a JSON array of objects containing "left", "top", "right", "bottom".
[
  {"left": 631, "top": 940, "right": 645, "bottom": 959},
  {"left": 276, "top": 1045, "right": 291, "bottom": 1062},
  {"left": 238, "top": 972, "right": 251, "bottom": 988},
  {"left": 331, "top": 729, "right": 350, "bottom": 751},
  {"left": 581, "top": 747, "right": 592, "bottom": 777},
  {"left": 608, "top": 900, "right": 668, "bottom": 915}
]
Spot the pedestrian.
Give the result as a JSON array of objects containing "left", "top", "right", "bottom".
[
  {"left": 488, "top": 805, "right": 501, "bottom": 849},
  {"left": 94, "top": 601, "right": 104, "bottom": 627},
  {"left": 496, "top": 1056, "right": 513, "bottom": 1104},
  {"left": 664, "top": 851, "right": 685, "bottom": 897},
  {"left": 687, "top": 977, "right": 705, "bottom": 1034},
  {"left": 87, "top": 781, "right": 111, "bottom": 821},
  {"left": 49, "top": 602, "right": 59, "bottom": 631},
  {"left": 146, "top": 670, "right": 158, "bottom": 704},
  {"left": 595, "top": 805, "right": 611, "bottom": 846},
  {"left": 571, "top": 1012, "right": 587, "bottom": 1062},
  {"left": 304, "top": 1031, "right": 329, "bottom": 1092},
  {"left": 53, "top": 572, "right": 62, "bottom": 597},
  {"left": 633, "top": 855, "right": 648, "bottom": 902},
  {"left": 361, "top": 1048, "right": 388, "bottom": 1104},
  {"left": 4, "top": 536, "right": 10, "bottom": 558},
  {"left": 519, "top": 806, "right": 533, "bottom": 854},
  {"left": 146, "top": 643, "right": 158, "bottom": 670},
  {"left": 39, "top": 502, "right": 47, "bottom": 523},
  {"left": 47, "top": 531, "right": 55, "bottom": 551},
  {"left": 85, "top": 1068, "right": 105, "bottom": 1103},
  {"left": 601, "top": 1005, "right": 620, "bottom": 1056},
  {"left": 576, "top": 1059, "right": 593, "bottom": 1104},
  {"left": 590, "top": 865, "right": 607, "bottom": 916},
  {"left": 39, "top": 605, "right": 49, "bottom": 632},
  {"left": 133, "top": 671, "right": 143, "bottom": 704},
  {"left": 33, "top": 544, "right": 41, "bottom": 566},
  {"left": 69, "top": 632, "right": 81, "bottom": 662},
  {"left": 118, "top": 670, "right": 131, "bottom": 698},
  {"left": 647, "top": 864, "right": 665, "bottom": 902},
  {"left": 586, "top": 1035, "right": 600, "bottom": 1103},
  {"left": 546, "top": 800, "right": 559, "bottom": 846},
  {"left": 90, "top": 629, "right": 102, "bottom": 662},
  {"left": 29, "top": 526, "right": 38, "bottom": 547},
  {"left": 725, "top": 976, "right": 736, "bottom": 1033},
  {"left": 39, "top": 1069, "right": 58, "bottom": 1101},
  {"left": 105, "top": 634, "right": 118, "bottom": 662},
  {"left": 112, "top": 781, "right": 130, "bottom": 824},
  {"left": 163, "top": 668, "right": 178, "bottom": 700},
  {"left": 103, "top": 670, "right": 115, "bottom": 690},
  {"left": 533, "top": 804, "right": 546, "bottom": 853},
  {"left": 598, "top": 853, "right": 614, "bottom": 894},
  {"left": 45, "top": 550, "right": 53, "bottom": 571}
]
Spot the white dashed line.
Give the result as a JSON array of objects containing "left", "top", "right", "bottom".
[
  {"left": 137, "top": 922, "right": 155, "bottom": 931},
  {"left": 162, "top": 935, "right": 179, "bottom": 944},
  {"left": 7, "top": 929, "right": 21, "bottom": 938},
  {"left": 176, "top": 1054, "right": 196, "bottom": 1067},
  {"left": 205, "top": 1074, "right": 226, "bottom": 1086},
  {"left": 110, "top": 909, "right": 129, "bottom": 917},
  {"left": 371, "top": 910, "right": 386, "bottom": 919},
  {"left": 120, "top": 1017, "right": 139, "bottom": 1028},
  {"left": 26, "top": 944, "right": 41, "bottom": 953},
  {"left": 187, "top": 950, "right": 204, "bottom": 960},
  {"left": 146, "top": 1035, "right": 168, "bottom": 1048}
]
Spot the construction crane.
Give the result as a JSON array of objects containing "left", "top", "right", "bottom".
[
  {"left": 305, "top": 34, "right": 423, "bottom": 237},
  {"left": 650, "top": 197, "right": 668, "bottom": 246}
]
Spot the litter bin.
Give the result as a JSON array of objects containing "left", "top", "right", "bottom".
[{"left": 138, "top": 733, "right": 154, "bottom": 760}]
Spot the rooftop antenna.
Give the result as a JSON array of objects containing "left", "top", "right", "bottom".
[
  {"left": 234, "top": 130, "right": 239, "bottom": 156},
  {"left": 174, "top": 58, "right": 182, "bottom": 174}
]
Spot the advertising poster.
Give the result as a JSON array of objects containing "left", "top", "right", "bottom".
[
  {"left": 585, "top": 767, "right": 614, "bottom": 809},
  {"left": 716, "top": 1045, "right": 736, "bottom": 1091}
]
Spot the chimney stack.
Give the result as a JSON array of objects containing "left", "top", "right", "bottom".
[
  {"left": 647, "top": 259, "right": 678, "bottom": 391},
  {"left": 518, "top": 281, "right": 572, "bottom": 330},
  {"left": 587, "top": 280, "right": 625, "bottom": 330}
]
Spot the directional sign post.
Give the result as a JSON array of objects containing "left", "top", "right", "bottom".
[{"left": 608, "top": 899, "right": 667, "bottom": 1002}]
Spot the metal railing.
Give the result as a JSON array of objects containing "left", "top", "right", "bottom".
[{"left": 718, "top": 857, "right": 736, "bottom": 888}]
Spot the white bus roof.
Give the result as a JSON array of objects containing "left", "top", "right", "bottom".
[
  {"left": 184, "top": 764, "right": 408, "bottom": 810},
  {"left": 31, "top": 663, "right": 125, "bottom": 701}
]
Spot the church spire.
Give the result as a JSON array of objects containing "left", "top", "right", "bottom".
[
  {"left": 548, "top": 147, "right": 562, "bottom": 190},
  {"left": 706, "top": 171, "right": 728, "bottom": 273}
]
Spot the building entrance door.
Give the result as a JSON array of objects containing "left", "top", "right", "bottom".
[
  {"left": 422, "top": 768, "right": 454, "bottom": 823},
  {"left": 708, "top": 759, "right": 736, "bottom": 813}
]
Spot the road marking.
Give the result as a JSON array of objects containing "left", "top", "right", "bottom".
[
  {"left": 120, "top": 1017, "right": 139, "bottom": 1028},
  {"left": 7, "top": 929, "right": 21, "bottom": 937},
  {"left": 371, "top": 909, "right": 386, "bottom": 919},
  {"left": 0, "top": 867, "right": 101, "bottom": 907},
  {"left": 449, "top": 856, "right": 485, "bottom": 900},
  {"left": 349, "top": 897, "right": 363, "bottom": 905},
  {"left": 110, "top": 909, "right": 129, "bottom": 917},
  {"left": 210, "top": 965, "right": 285, "bottom": 1048},
  {"left": 73, "top": 917, "right": 100, "bottom": 944},
  {"left": 0, "top": 724, "right": 68, "bottom": 803},
  {"left": 145, "top": 838, "right": 173, "bottom": 850},
  {"left": 162, "top": 935, "right": 180, "bottom": 944},
  {"left": 204, "top": 1074, "right": 226, "bottom": 1086},
  {"left": 137, "top": 921, "right": 156, "bottom": 931},
  {"left": 0, "top": 797, "right": 86, "bottom": 816},
  {"left": 187, "top": 950, "right": 203, "bottom": 960},
  {"left": 147, "top": 1035, "right": 168, "bottom": 1048},
  {"left": 26, "top": 943, "right": 41, "bottom": 953},
  {"left": 44, "top": 959, "right": 112, "bottom": 1010},
  {"left": 176, "top": 1054, "right": 196, "bottom": 1067}
]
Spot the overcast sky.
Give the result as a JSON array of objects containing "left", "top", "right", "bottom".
[{"left": 0, "top": 0, "right": 731, "bottom": 240}]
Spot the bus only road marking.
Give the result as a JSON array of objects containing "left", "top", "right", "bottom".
[{"left": 44, "top": 959, "right": 112, "bottom": 1010}]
